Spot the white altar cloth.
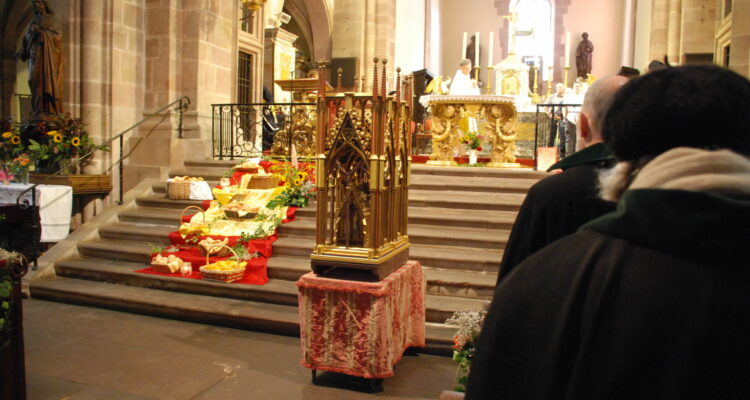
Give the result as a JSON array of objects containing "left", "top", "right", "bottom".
[{"left": 0, "top": 183, "right": 73, "bottom": 242}]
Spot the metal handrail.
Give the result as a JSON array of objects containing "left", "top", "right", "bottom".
[{"left": 15, "top": 96, "right": 190, "bottom": 268}]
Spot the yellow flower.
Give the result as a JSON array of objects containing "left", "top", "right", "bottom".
[
  {"left": 293, "top": 178, "right": 303, "bottom": 186},
  {"left": 10, "top": 135, "right": 20, "bottom": 144},
  {"left": 1, "top": 131, "right": 11, "bottom": 139},
  {"left": 47, "top": 130, "right": 58, "bottom": 136},
  {"left": 71, "top": 137, "right": 81, "bottom": 146},
  {"left": 53, "top": 133, "right": 63, "bottom": 143}
]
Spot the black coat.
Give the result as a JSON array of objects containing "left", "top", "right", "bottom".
[
  {"left": 468, "top": 189, "right": 750, "bottom": 400},
  {"left": 498, "top": 143, "right": 615, "bottom": 285}
]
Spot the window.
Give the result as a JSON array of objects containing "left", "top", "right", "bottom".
[
  {"left": 723, "top": 45, "right": 731, "bottom": 67},
  {"left": 724, "top": 0, "right": 732, "bottom": 17},
  {"left": 238, "top": 51, "right": 253, "bottom": 103},
  {"left": 241, "top": 6, "right": 254, "bottom": 34}
]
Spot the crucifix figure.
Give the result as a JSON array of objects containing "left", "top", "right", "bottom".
[{"left": 502, "top": 12, "right": 519, "bottom": 56}]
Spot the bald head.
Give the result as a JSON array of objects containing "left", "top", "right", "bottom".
[{"left": 577, "top": 75, "right": 628, "bottom": 150}]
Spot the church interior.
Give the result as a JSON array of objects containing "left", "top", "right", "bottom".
[{"left": 1, "top": 0, "right": 749, "bottom": 398}]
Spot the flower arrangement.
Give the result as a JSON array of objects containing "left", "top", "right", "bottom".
[
  {"left": 460, "top": 131, "right": 484, "bottom": 151},
  {"left": 1, "top": 114, "right": 104, "bottom": 174},
  {"left": 267, "top": 161, "right": 316, "bottom": 208},
  {"left": 445, "top": 310, "right": 487, "bottom": 392},
  {"left": 0, "top": 154, "right": 31, "bottom": 184},
  {"left": 0, "top": 249, "right": 26, "bottom": 345}
]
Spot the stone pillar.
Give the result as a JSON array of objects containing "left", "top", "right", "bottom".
[
  {"left": 666, "top": 0, "right": 682, "bottom": 64},
  {"left": 621, "top": 0, "right": 636, "bottom": 67},
  {"left": 332, "top": 0, "right": 396, "bottom": 89},
  {"left": 730, "top": 0, "right": 750, "bottom": 77},
  {"left": 650, "top": 0, "right": 669, "bottom": 62}
]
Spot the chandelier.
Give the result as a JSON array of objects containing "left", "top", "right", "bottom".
[{"left": 241, "top": 0, "right": 267, "bottom": 12}]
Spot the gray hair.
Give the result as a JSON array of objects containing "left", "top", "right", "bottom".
[
  {"left": 459, "top": 59, "right": 472, "bottom": 67},
  {"left": 582, "top": 75, "right": 627, "bottom": 133}
]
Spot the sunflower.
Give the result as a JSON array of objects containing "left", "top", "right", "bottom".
[
  {"left": 293, "top": 178, "right": 303, "bottom": 187},
  {"left": 47, "top": 130, "right": 58, "bottom": 137},
  {"left": 297, "top": 171, "right": 308, "bottom": 181},
  {"left": 1, "top": 131, "right": 11, "bottom": 139},
  {"left": 53, "top": 133, "right": 63, "bottom": 143},
  {"left": 71, "top": 137, "right": 81, "bottom": 146},
  {"left": 10, "top": 135, "right": 20, "bottom": 144}
]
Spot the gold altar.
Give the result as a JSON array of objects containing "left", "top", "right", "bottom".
[
  {"left": 310, "top": 59, "right": 412, "bottom": 280},
  {"left": 424, "top": 95, "right": 520, "bottom": 167}
]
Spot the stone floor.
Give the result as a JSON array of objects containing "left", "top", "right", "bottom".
[{"left": 22, "top": 299, "right": 457, "bottom": 400}]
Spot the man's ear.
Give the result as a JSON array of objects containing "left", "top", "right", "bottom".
[{"left": 578, "top": 112, "right": 591, "bottom": 143}]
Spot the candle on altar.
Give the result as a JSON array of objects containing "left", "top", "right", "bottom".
[
  {"left": 548, "top": 65, "right": 554, "bottom": 82},
  {"left": 564, "top": 31, "right": 571, "bottom": 67},
  {"left": 462, "top": 32, "right": 468, "bottom": 59},
  {"left": 475, "top": 32, "right": 480, "bottom": 66},
  {"left": 488, "top": 32, "right": 494, "bottom": 67}
]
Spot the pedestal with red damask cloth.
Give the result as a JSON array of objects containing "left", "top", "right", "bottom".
[{"left": 296, "top": 261, "right": 425, "bottom": 380}]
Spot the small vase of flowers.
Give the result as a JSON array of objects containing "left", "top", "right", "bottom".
[{"left": 445, "top": 310, "right": 487, "bottom": 392}]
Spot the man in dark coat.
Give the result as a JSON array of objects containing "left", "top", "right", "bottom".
[
  {"left": 467, "top": 65, "right": 750, "bottom": 399},
  {"left": 497, "top": 75, "right": 627, "bottom": 285}
]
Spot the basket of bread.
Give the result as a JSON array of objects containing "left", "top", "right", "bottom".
[
  {"left": 198, "top": 237, "right": 231, "bottom": 257},
  {"left": 151, "top": 254, "right": 185, "bottom": 274},
  {"left": 178, "top": 206, "right": 210, "bottom": 236},
  {"left": 222, "top": 201, "right": 259, "bottom": 220},
  {"left": 168, "top": 176, "right": 203, "bottom": 200},
  {"left": 247, "top": 173, "right": 279, "bottom": 190},
  {"left": 233, "top": 162, "right": 260, "bottom": 173},
  {"left": 199, "top": 245, "right": 247, "bottom": 283}
]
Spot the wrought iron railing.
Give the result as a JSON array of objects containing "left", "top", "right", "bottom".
[
  {"left": 15, "top": 97, "right": 191, "bottom": 268},
  {"left": 534, "top": 103, "right": 582, "bottom": 169},
  {"left": 211, "top": 102, "right": 316, "bottom": 160}
]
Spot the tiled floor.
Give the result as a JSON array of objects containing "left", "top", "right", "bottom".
[{"left": 21, "top": 299, "right": 456, "bottom": 400}]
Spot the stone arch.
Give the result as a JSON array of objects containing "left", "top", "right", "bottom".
[
  {"left": 0, "top": 1, "right": 34, "bottom": 117},
  {"left": 284, "top": 0, "right": 332, "bottom": 62}
]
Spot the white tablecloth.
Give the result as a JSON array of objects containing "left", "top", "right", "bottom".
[{"left": 0, "top": 183, "right": 73, "bottom": 242}]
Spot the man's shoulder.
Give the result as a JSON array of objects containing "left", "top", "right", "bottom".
[{"left": 531, "top": 164, "right": 600, "bottom": 194}]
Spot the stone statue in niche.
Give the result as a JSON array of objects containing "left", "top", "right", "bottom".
[
  {"left": 16, "top": 0, "right": 63, "bottom": 120},
  {"left": 575, "top": 32, "right": 594, "bottom": 79}
]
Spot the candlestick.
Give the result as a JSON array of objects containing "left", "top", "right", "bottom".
[
  {"left": 485, "top": 66, "right": 494, "bottom": 95},
  {"left": 462, "top": 32, "right": 468, "bottom": 59},
  {"left": 532, "top": 66, "right": 540, "bottom": 103},
  {"left": 563, "top": 66, "right": 571, "bottom": 88},
  {"left": 475, "top": 32, "right": 480, "bottom": 66},
  {"left": 488, "top": 32, "right": 494, "bottom": 67},
  {"left": 564, "top": 31, "right": 571, "bottom": 68},
  {"left": 473, "top": 65, "right": 480, "bottom": 83}
]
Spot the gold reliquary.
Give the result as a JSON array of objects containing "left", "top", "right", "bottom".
[{"left": 310, "top": 58, "right": 412, "bottom": 280}]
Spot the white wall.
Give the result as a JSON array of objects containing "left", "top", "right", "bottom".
[{"left": 394, "top": 0, "right": 426, "bottom": 73}]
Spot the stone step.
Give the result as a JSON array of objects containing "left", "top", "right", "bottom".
[
  {"left": 279, "top": 219, "right": 509, "bottom": 249},
  {"left": 410, "top": 174, "right": 538, "bottom": 194},
  {"left": 266, "top": 255, "right": 499, "bottom": 300},
  {"left": 411, "top": 163, "right": 549, "bottom": 179},
  {"left": 78, "top": 239, "right": 152, "bottom": 263},
  {"left": 118, "top": 207, "right": 187, "bottom": 227},
  {"left": 408, "top": 207, "right": 517, "bottom": 230},
  {"left": 411, "top": 244, "right": 503, "bottom": 273},
  {"left": 170, "top": 168, "right": 228, "bottom": 181},
  {"left": 53, "top": 257, "right": 486, "bottom": 323},
  {"left": 185, "top": 159, "right": 239, "bottom": 168},
  {"left": 409, "top": 189, "right": 526, "bottom": 211},
  {"left": 98, "top": 223, "right": 174, "bottom": 244},
  {"left": 29, "top": 277, "right": 456, "bottom": 355},
  {"left": 135, "top": 194, "right": 205, "bottom": 210}
]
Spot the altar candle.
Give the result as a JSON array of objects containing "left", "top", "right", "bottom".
[
  {"left": 488, "top": 32, "right": 494, "bottom": 67},
  {"left": 462, "top": 32, "right": 468, "bottom": 59},
  {"left": 548, "top": 65, "right": 554, "bottom": 81},
  {"left": 475, "top": 32, "right": 480, "bottom": 66},
  {"left": 564, "top": 31, "right": 571, "bottom": 67}
]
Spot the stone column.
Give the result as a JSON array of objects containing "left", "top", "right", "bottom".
[
  {"left": 649, "top": 0, "right": 669, "bottom": 62},
  {"left": 621, "top": 0, "right": 636, "bottom": 67},
  {"left": 666, "top": 0, "right": 682, "bottom": 64}
]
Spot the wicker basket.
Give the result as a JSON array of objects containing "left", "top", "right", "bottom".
[
  {"left": 223, "top": 209, "right": 258, "bottom": 221},
  {"left": 178, "top": 206, "right": 209, "bottom": 236},
  {"left": 151, "top": 262, "right": 179, "bottom": 274},
  {"left": 199, "top": 245, "right": 246, "bottom": 283},
  {"left": 198, "top": 238, "right": 232, "bottom": 257},
  {"left": 247, "top": 175, "right": 279, "bottom": 190},
  {"left": 167, "top": 180, "right": 191, "bottom": 200},
  {"left": 233, "top": 166, "right": 259, "bottom": 173}
]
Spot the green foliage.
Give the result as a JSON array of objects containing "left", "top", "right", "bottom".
[{"left": 149, "top": 244, "right": 165, "bottom": 254}]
